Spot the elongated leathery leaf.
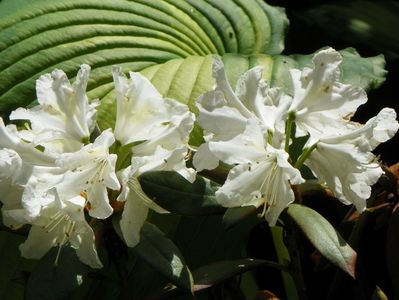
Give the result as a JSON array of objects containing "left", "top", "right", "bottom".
[
  {"left": 131, "top": 222, "right": 193, "bottom": 293},
  {"left": 287, "top": 204, "right": 357, "bottom": 278},
  {"left": 153, "top": 258, "right": 287, "bottom": 298},
  {"left": 138, "top": 171, "right": 225, "bottom": 216}
]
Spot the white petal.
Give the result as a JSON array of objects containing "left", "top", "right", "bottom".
[
  {"left": 212, "top": 57, "right": 253, "bottom": 118},
  {"left": 216, "top": 146, "right": 303, "bottom": 226},
  {"left": 120, "top": 190, "right": 149, "bottom": 247},
  {"left": 208, "top": 119, "right": 266, "bottom": 165},
  {"left": 196, "top": 90, "right": 247, "bottom": 141},
  {"left": 216, "top": 162, "right": 272, "bottom": 207},
  {"left": 19, "top": 225, "right": 59, "bottom": 259},
  {"left": 0, "top": 118, "right": 55, "bottom": 165},
  {"left": 131, "top": 146, "right": 195, "bottom": 183},
  {"left": 56, "top": 129, "right": 119, "bottom": 219},
  {"left": 192, "top": 143, "right": 220, "bottom": 172},
  {"left": 235, "top": 66, "right": 269, "bottom": 121},
  {"left": 306, "top": 141, "right": 383, "bottom": 211},
  {"left": 10, "top": 65, "right": 98, "bottom": 152},
  {"left": 132, "top": 99, "right": 194, "bottom": 156},
  {"left": 75, "top": 227, "right": 103, "bottom": 269},
  {"left": 113, "top": 67, "right": 170, "bottom": 145},
  {"left": 289, "top": 48, "right": 368, "bottom": 138}
]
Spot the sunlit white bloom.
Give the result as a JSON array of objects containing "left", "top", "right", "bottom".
[
  {"left": 10, "top": 65, "right": 99, "bottom": 153},
  {"left": 288, "top": 48, "right": 367, "bottom": 138},
  {"left": 304, "top": 108, "right": 399, "bottom": 211},
  {"left": 56, "top": 129, "right": 120, "bottom": 219},
  {"left": 0, "top": 118, "right": 55, "bottom": 165},
  {"left": 112, "top": 67, "right": 195, "bottom": 246},
  {"left": 113, "top": 67, "right": 173, "bottom": 146},
  {"left": 0, "top": 119, "right": 62, "bottom": 228},
  {"left": 206, "top": 119, "right": 304, "bottom": 225},
  {"left": 194, "top": 57, "right": 292, "bottom": 172},
  {"left": 117, "top": 166, "right": 168, "bottom": 247},
  {"left": 19, "top": 190, "right": 102, "bottom": 269}
]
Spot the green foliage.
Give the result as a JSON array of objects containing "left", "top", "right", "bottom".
[
  {"left": 139, "top": 171, "right": 224, "bottom": 216},
  {"left": 287, "top": 204, "right": 357, "bottom": 278}
]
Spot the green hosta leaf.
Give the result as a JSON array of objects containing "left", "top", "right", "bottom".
[
  {"left": 138, "top": 171, "right": 225, "bottom": 216},
  {"left": 0, "top": 0, "right": 288, "bottom": 118},
  {"left": 25, "top": 246, "right": 89, "bottom": 300},
  {"left": 287, "top": 204, "right": 357, "bottom": 278}
]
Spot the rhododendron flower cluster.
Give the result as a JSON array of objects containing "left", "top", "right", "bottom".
[{"left": 0, "top": 48, "right": 397, "bottom": 267}]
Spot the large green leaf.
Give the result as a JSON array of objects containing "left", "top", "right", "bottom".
[
  {"left": 155, "top": 258, "right": 286, "bottom": 297},
  {"left": 0, "top": 0, "right": 288, "bottom": 117},
  {"left": 287, "top": 204, "right": 357, "bottom": 278},
  {"left": 139, "top": 171, "right": 224, "bottom": 216},
  {"left": 113, "top": 220, "right": 194, "bottom": 293}
]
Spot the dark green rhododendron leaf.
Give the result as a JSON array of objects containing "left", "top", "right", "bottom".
[
  {"left": 112, "top": 218, "right": 193, "bottom": 293},
  {"left": 192, "top": 258, "right": 285, "bottom": 292},
  {"left": 287, "top": 204, "right": 357, "bottom": 278},
  {"left": 130, "top": 222, "right": 193, "bottom": 293},
  {"left": 155, "top": 258, "right": 285, "bottom": 297},
  {"left": 222, "top": 206, "right": 258, "bottom": 230},
  {"left": 0, "top": 0, "right": 288, "bottom": 118},
  {"left": 25, "top": 246, "right": 89, "bottom": 300},
  {"left": 139, "top": 171, "right": 224, "bottom": 216}
]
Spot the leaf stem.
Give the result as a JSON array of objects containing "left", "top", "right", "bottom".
[
  {"left": 285, "top": 113, "right": 295, "bottom": 152},
  {"left": 294, "top": 143, "right": 317, "bottom": 169}
]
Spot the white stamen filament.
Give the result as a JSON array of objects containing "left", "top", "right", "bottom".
[
  {"left": 128, "top": 176, "right": 153, "bottom": 207},
  {"left": 53, "top": 216, "right": 76, "bottom": 267},
  {"left": 258, "top": 160, "right": 279, "bottom": 218}
]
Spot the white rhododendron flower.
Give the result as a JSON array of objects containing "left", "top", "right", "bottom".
[
  {"left": 304, "top": 108, "right": 399, "bottom": 211},
  {"left": 194, "top": 57, "right": 292, "bottom": 172},
  {"left": 0, "top": 46, "right": 397, "bottom": 268},
  {"left": 19, "top": 190, "right": 103, "bottom": 269},
  {"left": 112, "top": 67, "right": 195, "bottom": 246},
  {"left": 113, "top": 67, "right": 171, "bottom": 146},
  {"left": 288, "top": 48, "right": 367, "bottom": 138},
  {"left": 210, "top": 119, "right": 304, "bottom": 225},
  {"left": 10, "top": 65, "right": 99, "bottom": 154},
  {"left": 56, "top": 129, "right": 120, "bottom": 219},
  {"left": 0, "top": 64, "right": 195, "bottom": 266},
  {"left": 194, "top": 58, "right": 304, "bottom": 225},
  {"left": 194, "top": 51, "right": 398, "bottom": 225}
]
